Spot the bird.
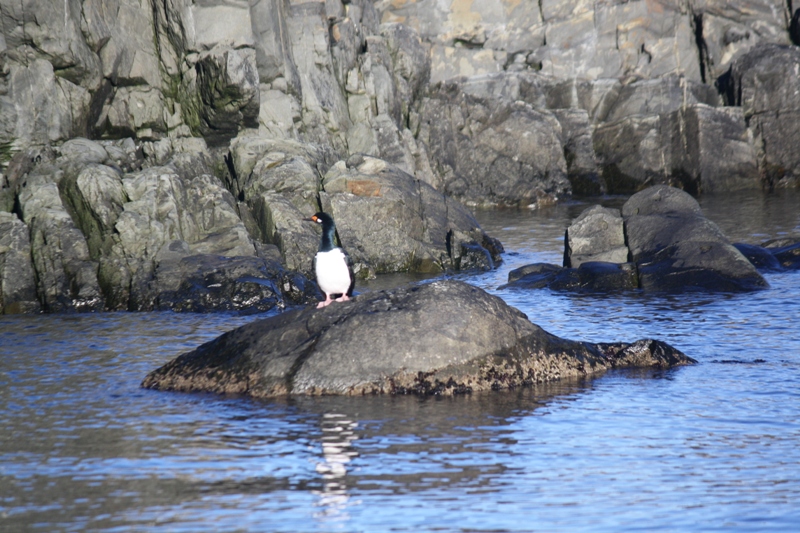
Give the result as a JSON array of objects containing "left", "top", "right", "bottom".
[{"left": 304, "top": 212, "right": 355, "bottom": 309}]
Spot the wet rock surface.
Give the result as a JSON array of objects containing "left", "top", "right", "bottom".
[{"left": 142, "top": 280, "right": 696, "bottom": 397}]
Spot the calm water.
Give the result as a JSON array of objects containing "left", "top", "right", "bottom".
[{"left": 2, "top": 191, "right": 799, "bottom": 532}]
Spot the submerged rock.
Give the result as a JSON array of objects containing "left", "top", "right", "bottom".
[{"left": 142, "top": 280, "right": 695, "bottom": 397}]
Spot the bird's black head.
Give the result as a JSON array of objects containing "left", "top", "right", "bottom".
[{"left": 304, "top": 212, "right": 337, "bottom": 252}]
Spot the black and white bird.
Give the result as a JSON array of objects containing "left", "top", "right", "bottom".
[{"left": 304, "top": 212, "right": 355, "bottom": 308}]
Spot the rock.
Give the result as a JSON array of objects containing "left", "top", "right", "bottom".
[
  {"left": 0, "top": 212, "right": 41, "bottom": 314},
  {"left": 733, "top": 243, "right": 783, "bottom": 272},
  {"left": 87, "top": 0, "right": 161, "bottom": 84},
  {"left": 195, "top": 47, "right": 261, "bottom": 146},
  {"left": 699, "top": 1, "right": 792, "bottom": 82},
  {"left": 3, "top": 60, "right": 91, "bottom": 149},
  {"left": 621, "top": 183, "right": 703, "bottom": 217},
  {"left": 510, "top": 186, "right": 769, "bottom": 293},
  {"left": 58, "top": 138, "right": 110, "bottom": 166},
  {"left": 502, "top": 262, "right": 638, "bottom": 293},
  {"left": 149, "top": 254, "right": 318, "bottom": 313},
  {"left": 671, "top": 104, "right": 759, "bottom": 193},
  {"left": 552, "top": 108, "right": 603, "bottom": 195},
  {"left": 1, "top": 0, "right": 101, "bottom": 89},
  {"left": 320, "top": 156, "right": 502, "bottom": 275},
  {"left": 417, "top": 79, "right": 570, "bottom": 206},
  {"left": 792, "top": 9, "right": 800, "bottom": 47},
  {"left": 16, "top": 167, "right": 104, "bottom": 312},
  {"left": 623, "top": 186, "right": 768, "bottom": 292},
  {"left": 593, "top": 78, "right": 757, "bottom": 194},
  {"left": 564, "top": 205, "right": 628, "bottom": 268},
  {"left": 507, "top": 263, "right": 563, "bottom": 284},
  {"left": 141, "top": 279, "right": 696, "bottom": 397},
  {"left": 726, "top": 44, "right": 800, "bottom": 189},
  {"left": 101, "top": 87, "right": 168, "bottom": 140},
  {"left": 768, "top": 242, "right": 800, "bottom": 270}
]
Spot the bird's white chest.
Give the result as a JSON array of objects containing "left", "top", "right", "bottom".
[{"left": 315, "top": 248, "right": 351, "bottom": 295}]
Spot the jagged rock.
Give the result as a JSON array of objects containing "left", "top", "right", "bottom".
[
  {"left": 564, "top": 205, "right": 628, "bottom": 268},
  {"left": 2, "top": 60, "right": 91, "bottom": 150},
  {"left": 594, "top": 78, "right": 759, "bottom": 193},
  {"left": 320, "top": 156, "right": 502, "bottom": 275},
  {"left": 699, "top": 1, "right": 792, "bottom": 82},
  {"left": 552, "top": 109, "right": 603, "bottom": 195},
  {"left": 195, "top": 47, "right": 261, "bottom": 146},
  {"left": 16, "top": 167, "right": 104, "bottom": 312},
  {"left": 0, "top": 212, "right": 40, "bottom": 314},
  {"left": 141, "top": 279, "right": 696, "bottom": 397},
  {"left": 418, "top": 79, "right": 570, "bottom": 206},
  {"left": 102, "top": 87, "right": 168, "bottom": 140},
  {"left": 149, "top": 254, "right": 318, "bottom": 313},
  {"left": 1, "top": 0, "right": 102, "bottom": 89},
  {"left": 726, "top": 44, "right": 800, "bottom": 188},
  {"left": 85, "top": 0, "right": 162, "bottom": 87}
]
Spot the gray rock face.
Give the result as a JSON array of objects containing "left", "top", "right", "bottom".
[
  {"left": 726, "top": 44, "right": 800, "bottom": 189},
  {"left": 0, "top": 138, "right": 318, "bottom": 313},
  {"left": 321, "top": 156, "right": 501, "bottom": 275},
  {"left": 141, "top": 279, "right": 696, "bottom": 397},
  {"left": 0, "top": 212, "right": 40, "bottom": 314},
  {"left": 518, "top": 185, "right": 768, "bottom": 293},
  {"left": 592, "top": 78, "right": 758, "bottom": 194},
  {"left": 16, "top": 165, "right": 105, "bottom": 313},
  {"left": 226, "top": 135, "right": 502, "bottom": 279},
  {"left": 417, "top": 80, "right": 570, "bottom": 206},
  {"left": 564, "top": 206, "right": 628, "bottom": 268}
]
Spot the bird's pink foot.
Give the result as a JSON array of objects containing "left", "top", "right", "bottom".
[
  {"left": 317, "top": 295, "right": 333, "bottom": 308},
  {"left": 334, "top": 294, "right": 351, "bottom": 302}
]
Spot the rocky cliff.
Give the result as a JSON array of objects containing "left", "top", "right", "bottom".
[{"left": 1, "top": 0, "right": 799, "bottom": 313}]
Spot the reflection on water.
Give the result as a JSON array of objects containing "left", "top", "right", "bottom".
[
  {"left": 314, "top": 413, "right": 359, "bottom": 521},
  {"left": 1, "top": 190, "right": 800, "bottom": 532}
]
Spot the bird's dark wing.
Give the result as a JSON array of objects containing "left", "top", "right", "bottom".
[
  {"left": 311, "top": 253, "right": 318, "bottom": 282},
  {"left": 344, "top": 249, "right": 355, "bottom": 297}
]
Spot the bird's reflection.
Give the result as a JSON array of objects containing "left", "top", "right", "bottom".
[{"left": 313, "top": 412, "right": 360, "bottom": 520}]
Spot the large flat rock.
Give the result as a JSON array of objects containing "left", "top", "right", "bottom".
[{"left": 142, "top": 280, "right": 695, "bottom": 397}]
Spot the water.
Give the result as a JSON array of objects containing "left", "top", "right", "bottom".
[{"left": 2, "top": 191, "right": 800, "bottom": 532}]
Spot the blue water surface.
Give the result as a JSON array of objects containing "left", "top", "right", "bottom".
[{"left": 1, "top": 191, "right": 799, "bottom": 532}]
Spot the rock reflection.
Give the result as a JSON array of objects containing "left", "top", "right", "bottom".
[{"left": 313, "top": 412, "right": 360, "bottom": 520}]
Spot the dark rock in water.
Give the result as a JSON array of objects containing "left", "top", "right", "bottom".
[
  {"left": 768, "top": 242, "right": 800, "bottom": 270},
  {"left": 623, "top": 186, "right": 768, "bottom": 292},
  {"left": 507, "top": 263, "right": 563, "bottom": 284},
  {"left": 142, "top": 280, "right": 695, "bottom": 397},
  {"left": 552, "top": 262, "right": 639, "bottom": 292},
  {"left": 510, "top": 185, "right": 768, "bottom": 294},
  {"left": 150, "top": 254, "right": 319, "bottom": 313},
  {"left": 620, "top": 184, "right": 703, "bottom": 217},
  {"left": 502, "top": 262, "right": 638, "bottom": 293},
  {"left": 733, "top": 243, "right": 783, "bottom": 272}
]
